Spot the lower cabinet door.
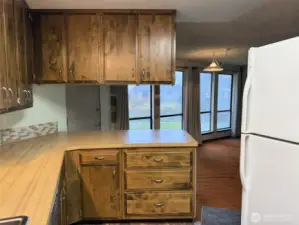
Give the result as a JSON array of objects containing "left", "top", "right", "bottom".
[{"left": 81, "top": 165, "right": 120, "bottom": 219}]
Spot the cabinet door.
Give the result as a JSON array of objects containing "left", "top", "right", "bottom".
[
  {"left": 103, "top": 14, "right": 137, "bottom": 83},
  {"left": 0, "top": 0, "right": 8, "bottom": 111},
  {"left": 24, "top": 10, "right": 33, "bottom": 107},
  {"left": 37, "top": 14, "right": 67, "bottom": 83},
  {"left": 14, "top": 0, "right": 27, "bottom": 106},
  {"left": 81, "top": 165, "right": 120, "bottom": 219},
  {"left": 3, "top": 0, "right": 18, "bottom": 107},
  {"left": 67, "top": 14, "right": 99, "bottom": 83},
  {"left": 138, "top": 14, "right": 174, "bottom": 83}
]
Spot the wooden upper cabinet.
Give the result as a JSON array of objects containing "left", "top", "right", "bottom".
[
  {"left": 14, "top": 0, "right": 28, "bottom": 106},
  {"left": 0, "top": 0, "right": 7, "bottom": 111},
  {"left": 103, "top": 14, "right": 137, "bottom": 83},
  {"left": 24, "top": 10, "right": 34, "bottom": 107},
  {"left": 3, "top": 0, "right": 18, "bottom": 107},
  {"left": 33, "top": 11, "right": 175, "bottom": 84},
  {"left": 36, "top": 14, "right": 67, "bottom": 83},
  {"left": 138, "top": 14, "right": 175, "bottom": 84},
  {"left": 66, "top": 14, "right": 99, "bottom": 83}
]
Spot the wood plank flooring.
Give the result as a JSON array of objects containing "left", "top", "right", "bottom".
[{"left": 196, "top": 138, "right": 242, "bottom": 219}]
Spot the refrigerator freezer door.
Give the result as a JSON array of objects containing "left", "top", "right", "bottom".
[
  {"left": 241, "top": 37, "right": 299, "bottom": 143},
  {"left": 241, "top": 134, "right": 299, "bottom": 225}
]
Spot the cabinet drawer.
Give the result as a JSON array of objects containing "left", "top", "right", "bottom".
[
  {"left": 125, "top": 170, "right": 191, "bottom": 190},
  {"left": 80, "top": 150, "right": 119, "bottom": 165},
  {"left": 124, "top": 150, "right": 192, "bottom": 168},
  {"left": 125, "top": 191, "right": 192, "bottom": 216}
]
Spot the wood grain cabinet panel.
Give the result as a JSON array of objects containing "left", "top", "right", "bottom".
[
  {"left": 0, "top": 0, "right": 33, "bottom": 113},
  {"left": 138, "top": 14, "right": 174, "bottom": 84},
  {"left": 37, "top": 14, "right": 67, "bottom": 83},
  {"left": 124, "top": 150, "right": 192, "bottom": 168},
  {"left": 3, "top": 0, "right": 18, "bottom": 108},
  {"left": 14, "top": 0, "right": 28, "bottom": 106},
  {"left": 0, "top": 0, "right": 7, "bottom": 111},
  {"left": 80, "top": 150, "right": 119, "bottom": 165},
  {"left": 103, "top": 13, "right": 137, "bottom": 83},
  {"left": 125, "top": 191, "right": 192, "bottom": 216},
  {"left": 81, "top": 165, "right": 120, "bottom": 219},
  {"left": 24, "top": 9, "right": 33, "bottom": 107},
  {"left": 125, "top": 170, "right": 191, "bottom": 190},
  {"left": 67, "top": 14, "right": 99, "bottom": 83}
]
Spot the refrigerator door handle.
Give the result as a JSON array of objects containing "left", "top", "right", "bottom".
[
  {"left": 242, "top": 49, "right": 254, "bottom": 133},
  {"left": 241, "top": 74, "right": 252, "bottom": 133},
  {"left": 240, "top": 134, "right": 249, "bottom": 191}
]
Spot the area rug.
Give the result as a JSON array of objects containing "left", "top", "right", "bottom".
[{"left": 201, "top": 206, "right": 241, "bottom": 225}]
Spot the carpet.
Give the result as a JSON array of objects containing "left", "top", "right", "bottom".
[{"left": 201, "top": 206, "right": 241, "bottom": 225}]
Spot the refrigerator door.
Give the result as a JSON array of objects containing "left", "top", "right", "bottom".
[
  {"left": 241, "top": 134, "right": 299, "bottom": 225},
  {"left": 241, "top": 37, "right": 299, "bottom": 143}
]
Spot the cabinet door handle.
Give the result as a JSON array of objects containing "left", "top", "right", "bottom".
[
  {"left": 141, "top": 69, "right": 145, "bottom": 80},
  {"left": 153, "top": 202, "right": 164, "bottom": 207},
  {"left": 17, "top": 97, "right": 21, "bottom": 105},
  {"left": 27, "top": 90, "right": 32, "bottom": 100},
  {"left": 152, "top": 158, "right": 163, "bottom": 162},
  {"left": 112, "top": 169, "right": 116, "bottom": 178},
  {"left": 1, "top": 87, "right": 8, "bottom": 100},
  {"left": 94, "top": 156, "right": 105, "bottom": 160},
  {"left": 23, "top": 90, "right": 28, "bottom": 101},
  {"left": 152, "top": 179, "right": 163, "bottom": 183},
  {"left": 8, "top": 88, "right": 13, "bottom": 98},
  {"left": 59, "top": 69, "right": 63, "bottom": 79}
]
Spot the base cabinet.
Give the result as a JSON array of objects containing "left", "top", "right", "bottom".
[
  {"left": 64, "top": 147, "right": 196, "bottom": 224},
  {"left": 81, "top": 165, "right": 120, "bottom": 219}
]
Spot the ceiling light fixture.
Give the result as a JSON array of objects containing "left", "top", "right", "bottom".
[{"left": 203, "top": 52, "right": 223, "bottom": 72}]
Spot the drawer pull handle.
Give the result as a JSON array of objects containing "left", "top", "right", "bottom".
[
  {"left": 152, "top": 179, "right": 164, "bottom": 183},
  {"left": 95, "top": 156, "right": 105, "bottom": 160},
  {"left": 154, "top": 202, "right": 164, "bottom": 207},
  {"left": 153, "top": 158, "right": 163, "bottom": 162}
]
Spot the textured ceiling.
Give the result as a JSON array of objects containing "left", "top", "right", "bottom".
[{"left": 26, "top": 0, "right": 299, "bottom": 65}]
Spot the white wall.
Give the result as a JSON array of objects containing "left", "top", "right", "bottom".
[{"left": 0, "top": 84, "right": 67, "bottom": 131}]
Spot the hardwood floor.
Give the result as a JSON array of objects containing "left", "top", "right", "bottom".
[{"left": 196, "top": 138, "right": 242, "bottom": 219}]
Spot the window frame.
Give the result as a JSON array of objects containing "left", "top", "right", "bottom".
[
  {"left": 216, "top": 73, "right": 233, "bottom": 131},
  {"left": 200, "top": 72, "right": 213, "bottom": 134},
  {"left": 199, "top": 72, "right": 234, "bottom": 134},
  {"left": 129, "top": 85, "right": 153, "bottom": 129},
  {"left": 159, "top": 70, "right": 184, "bottom": 129}
]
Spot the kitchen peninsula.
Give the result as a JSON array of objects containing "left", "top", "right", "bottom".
[{"left": 0, "top": 130, "right": 198, "bottom": 225}]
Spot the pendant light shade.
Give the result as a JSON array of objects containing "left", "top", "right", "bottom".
[{"left": 203, "top": 59, "right": 223, "bottom": 72}]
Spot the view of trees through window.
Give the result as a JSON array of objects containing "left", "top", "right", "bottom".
[
  {"left": 160, "top": 71, "right": 183, "bottom": 129},
  {"left": 128, "top": 85, "right": 152, "bottom": 129},
  {"left": 128, "top": 71, "right": 183, "bottom": 130},
  {"left": 129, "top": 71, "right": 232, "bottom": 132},
  {"left": 200, "top": 72, "right": 233, "bottom": 133}
]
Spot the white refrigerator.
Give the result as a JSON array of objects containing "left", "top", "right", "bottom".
[{"left": 241, "top": 36, "right": 299, "bottom": 225}]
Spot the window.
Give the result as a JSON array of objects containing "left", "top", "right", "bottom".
[
  {"left": 200, "top": 73, "right": 212, "bottom": 133},
  {"left": 200, "top": 73, "right": 233, "bottom": 134},
  {"left": 128, "top": 85, "right": 152, "bottom": 130},
  {"left": 160, "top": 71, "right": 183, "bottom": 129},
  {"left": 128, "top": 71, "right": 183, "bottom": 130},
  {"left": 217, "top": 74, "right": 232, "bottom": 130}
]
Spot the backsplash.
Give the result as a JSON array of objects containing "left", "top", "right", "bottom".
[{"left": 0, "top": 121, "right": 58, "bottom": 144}]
